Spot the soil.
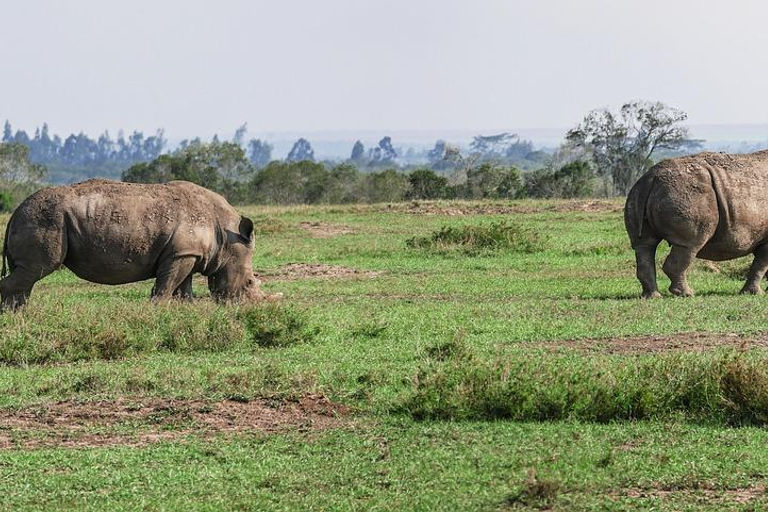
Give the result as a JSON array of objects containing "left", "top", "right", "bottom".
[
  {"left": 299, "top": 221, "right": 356, "bottom": 238},
  {"left": 389, "top": 200, "right": 622, "bottom": 216},
  {"left": 619, "top": 483, "right": 766, "bottom": 503},
  {"left": 540, "top": 332, "right": 768, "bottom": 355},
  {"left": 0, "top": 394, "right": 350, "bottom": 450},
  {"left": 257, "top": 263, "right": 383, "bottom": 281}
]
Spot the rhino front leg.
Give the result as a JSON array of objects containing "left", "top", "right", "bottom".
[
  {"left": 172, "top": 274, "right": 194, "bottom": 301},
  {"left": 151, "top": 257, "right": 197, "bottom": 301},
  {"left": 740, "top": 245, "right": 768, "bottom": 295},
  {"left": 663, "top": 245, "right": 698, "bottom": 297},
  {"left": 634, "top": 242, "right": 661, "bottom": 299}
]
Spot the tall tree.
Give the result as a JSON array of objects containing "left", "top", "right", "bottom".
[
  {"left": 2, "top": 121, "right": 12, "bottom": 142},
  {"left": 286, "top": 138, "right": 315, "bottom": 162},
  {"left": 350, "top": 140, "right": 365, "bottom": 162},
  {"left": 247, "top": 139, "right": 273, "bottom": 168},
  {"left": 233, "top": 123, "right": 248, "bottom": 146},
  {"left": 566, "top": 101, "right": 700, "bottom": 195}
]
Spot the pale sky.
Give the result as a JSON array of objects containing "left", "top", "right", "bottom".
[{"left": 1, "top": 0, "right": 767, "bottom": 139}]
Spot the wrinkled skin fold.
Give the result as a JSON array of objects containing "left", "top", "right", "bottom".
[
  {"left": 1, "top": 179, "right": 264, "bottom": 309},
  {"left": 625, "top": 150, "right": 768, "bottom": 298}
]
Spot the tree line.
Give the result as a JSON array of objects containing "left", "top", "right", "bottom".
[
  {"left": 120, "top": 139, "right": 597, "bottom": 205},
  {"left": 0, "top": 100, "right": 705, "bottom": 208}
]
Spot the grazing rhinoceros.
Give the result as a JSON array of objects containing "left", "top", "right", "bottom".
[
  {"left": 625, "top": 150, "right": 768, "bottom": 298},
  {"left": 1, "top": 179, "right": 265, "bottom": 309}
]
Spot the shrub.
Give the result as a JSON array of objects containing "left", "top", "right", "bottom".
[
  {"left": 0, "top": 189, "right": 13, "bottom": 213},
  {"left": 238, "top": 303, "right": 317, "bottom": 348},
  {"left": 399, "top": 349, "right": 768, "bottom": 426},
  {"left": 523, "top": 160, "right": 596, "bottom": 198},
  {"left": 406, "top": 221, "right": 547, "bottom": 255}
]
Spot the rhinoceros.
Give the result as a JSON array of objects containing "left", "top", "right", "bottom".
[
  {"left": 1, "top": 179, "right": 265, "bottom": 309},
  {"left": 625, "top": 150, "right": 768, "bottom": 298}
]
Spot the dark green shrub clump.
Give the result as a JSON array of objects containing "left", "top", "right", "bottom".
[
  {"left": 400, "top": 348, "right": 768, "bottom": 426},
  {"left": 406, "top": 221, "right": 546, "bottom": 255},
  {"left": 238, "top": 303, "right": 318, "bottom": 348}
]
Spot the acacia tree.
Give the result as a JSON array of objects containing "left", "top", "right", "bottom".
[{"left": 566, "top": 101, "right": 700, "bottom": 195}]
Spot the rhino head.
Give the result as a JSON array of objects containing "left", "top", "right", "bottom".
[{"left": 208, "top": 217, "right": 263, "bottom": 302}]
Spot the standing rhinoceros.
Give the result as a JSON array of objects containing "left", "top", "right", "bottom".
[
  {"left": 1, "top": 179, "right": 264, "bottom": 309},
  {"left": 625, "top": 150, "right": 768, "bottom": 298}
]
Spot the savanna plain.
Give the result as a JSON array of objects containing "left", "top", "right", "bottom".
[{"left": 3, "top": 199, "right": 768, "bottom": 511}]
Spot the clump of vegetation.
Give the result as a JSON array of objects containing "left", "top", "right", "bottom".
[
  {"left": 0, "top": 300, "right": 315, "bottom": 365},
  {"left": 400, "top": 349, "right": 768, "bottom": 426},
  {"left": 504, "top": 470, "right": 561, "bottom": 510},
  {"left": 406, "top": 221, "right": 546, "bottom": 255},
  {"left": 238, "top": 303, "right": 317, "bottom": 348}
]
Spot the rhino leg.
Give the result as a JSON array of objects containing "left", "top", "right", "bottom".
[
  {"left": 172, "top": 274, "right": 194, "bottom": 301},
  {"left": 634, "top": 242, "right": 661, "bottom": 299},
  {"left": 663, "top": 245, "right": 698, "bottom": 297},
  {"left": 740, "top": 245, "right": 768, "bottom": 295},
  {"left": 0, "top": 266, "right": 53, "bottom": 310},
  {"left": 151, "top": 257, "right": 197, "bottom": 301}
]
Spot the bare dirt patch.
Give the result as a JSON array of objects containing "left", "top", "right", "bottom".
[
  {"left": 299, "top": 221, "right": 356, "bottom": 238},
  {"left": 619, "top": 483, "right": 766, "bottom": 504},
  {"left": 257, "top": 263, "right": 383, "bottom": 281},
  {"left": 540, "top": 332, "right": 768, "bottom": 355},
  {"left": 0, "top": 395, "right": 350, "bottom": 450},
  {"left": 392, "top": 200, "right": 622, "bottom": 216}
]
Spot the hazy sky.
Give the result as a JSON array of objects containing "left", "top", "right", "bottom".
[{"left": 1, "top": 0, "right": 767, "bottom": 139}]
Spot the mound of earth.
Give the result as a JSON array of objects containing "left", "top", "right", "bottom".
[
  {"left": 258, "top": 263, "right": 383, "bottom": 281},
  {"left": 299, "top": 221, "right": 356, "bottom": 238},
  {"left": 0, "top": 395, "right": 349, "bottom": 450},
  {"left": 393, "top": 200, "right": 622, "bottom": 216}
]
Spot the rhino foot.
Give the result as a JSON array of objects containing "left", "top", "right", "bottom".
[
  {"left": 641, "top": 291, "right": 662, "bottom": 299},
  {"left": 669, "top": 285, "right": 694, "bottom": 297},
  {"left": 739, "top": 285, "right": 765, "bottom": 295}
]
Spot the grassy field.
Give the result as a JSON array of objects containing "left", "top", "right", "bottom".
[{"left": 2, "top": 199, "right": 768, "bottom": 511}]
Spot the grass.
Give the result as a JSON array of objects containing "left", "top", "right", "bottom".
[
  {"left": 3, "top": 198, "right": 768, "bottom": 510},
  {"left": 406, "top": 220, "right": 547, "bottom": 254}
]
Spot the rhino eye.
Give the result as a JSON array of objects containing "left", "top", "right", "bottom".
[{"left": 247, "top": 278, "right": 255, "bottom": 286}]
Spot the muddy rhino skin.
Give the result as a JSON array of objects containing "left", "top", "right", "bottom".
[
  {"left": 625, "top": 150, "right": 768, "bottom": 298},
  {"left": 1, "top": 179, "right": 261, "bottom": 308}
]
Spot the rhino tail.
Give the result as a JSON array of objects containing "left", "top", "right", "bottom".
[
  {"left": 625, "top": 171, "right": 657, "bottom": 246},
  {"left": 1, "top": 218, "right": 10, "bottom": 279}
]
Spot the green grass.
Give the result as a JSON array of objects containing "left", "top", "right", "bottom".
[{"left": 3, "top": 199, "right": 768, "bottom": 511}]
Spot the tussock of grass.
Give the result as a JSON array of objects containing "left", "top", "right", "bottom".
[
  {"left": 0, "top": 301, "right": 315, "bottom": 365},
  {"left": 238, "top": 303, "right": 318, "bottom": 348},
  {"left": 401, "top": 346, "right": 768, "bottom": 426},
  {"left": 406, "top": 221, "right": 546, "bottom": 255}
]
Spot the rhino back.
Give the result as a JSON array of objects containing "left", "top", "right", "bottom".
[
  {"left": 14, "top": 179, "right": 229, "bottom": 285},
  {"left": 647, "top": 151, "right": 768, "bottom": 259}
]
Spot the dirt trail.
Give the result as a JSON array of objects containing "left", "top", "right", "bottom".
[
  {"left": 541, "top": 332, "right": 768, "bottom": 355},
  {"left": 0, "top": 395, "right": 349, "bottom": 449},
  {"left": 257, "top": 263, "right": 383, "bottom": 281},
  {"left": 299, "top": 221, "right": 356, "bottom": 238},
  {"left": 391, "top": 200, "right": 622, "bottom": 216}
]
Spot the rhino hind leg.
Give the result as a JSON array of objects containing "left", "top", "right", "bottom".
[
  {"left": 0, "top": 266, "right": 55, "bottom": 310},
  {"left": 172, "top": 274, "right": 194, "bottom": 301},
  {"left": 634, "top": 242, "right": 662, "bottom": 299},
  {"left": 151, "top": 257, "right": 197, "bottom": 301},
  {"left": 740, "top": 245, "right": 768, "bottom": 295},
  {"left": 663, "top": 245, "right": 699, "bottom": 297}
]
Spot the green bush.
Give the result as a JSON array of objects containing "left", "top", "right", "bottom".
[
  {"left": 238, "top": 303, "right": 317, "bottom": 348},
  {"left": 399, "top": 349, "right": 768, "bottom": 426},
  {"left": 406, "top": 221, "right": 547, "bottom": 255},
  {"left": 0, "top": 190, "right": 13, "bottom": 213}
]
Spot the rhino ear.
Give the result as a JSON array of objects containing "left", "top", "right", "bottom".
[{"left": 239, "top": 217, "right": 254, "bottom": 243}]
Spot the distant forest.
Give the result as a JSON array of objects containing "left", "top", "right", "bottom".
[
  {"left": 1, "top": 121, "right": 549, "bottom": 185},
  {"left": 0, "top": 101, "right": 730, "bottom": 207}
]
